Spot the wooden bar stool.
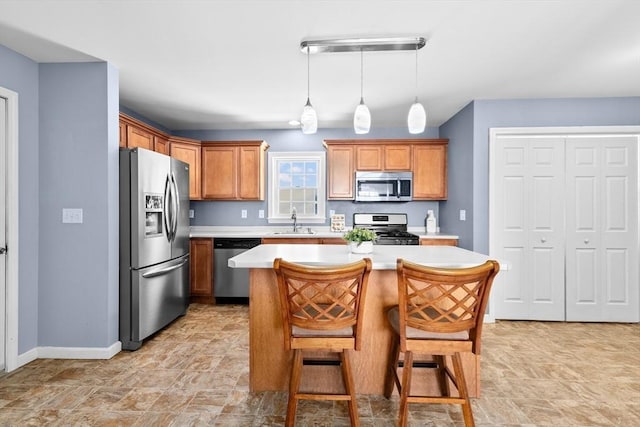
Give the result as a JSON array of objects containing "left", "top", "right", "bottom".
[
  {"left": 273, "top": 257, "right": 372, "bottom": 427},
  {"left": 384, "top": 259, "right": 499, "bottom": 427}
]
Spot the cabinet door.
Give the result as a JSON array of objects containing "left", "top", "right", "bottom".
[
  {"left": 119, "top": 121, "right": 126, "bottom": 147},
  {"left": 154, "top": 135, "right": 169, "bottom": 155},
  {"left": 238, "top": 145, "right": 263, "bottom": 200},
  {"left": 420, "top": 238, "right": 458, "bottom": 246},
  {"left": 384, "top": 145, "right": 412, "bottom": 170},
  {"left": 413, "top": 143, "right": 447, "bottom": 200},
  {"left": 126, "top": 125, "right": 154, "bottom": 150},
  {"left": 327, "top": 145, "right": 355, "bottom": 199},
  {"left": 356, "top": 145, "right": 383, "bottom": 170},
  {"left": 190, "top": 238, "right": 214, "bottom": 302},
  {"left": 170, "top": 141, "right": 202, "bottom": 200},
  {"left": 321, "top": 238, "right": 347, "bottom": 245},
  {"left": 202, "top": 146, "right": 237, "bottom": 199}
]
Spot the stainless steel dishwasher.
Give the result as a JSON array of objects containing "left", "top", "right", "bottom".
[{"left": 214, "top": 238, "right": 261, "bottom": 301}]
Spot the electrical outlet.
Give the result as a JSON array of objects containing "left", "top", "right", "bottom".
[
  {"left": 258, "top": 209, "right": 264, "bottom": 219},
  {"left": 329, "top": 209, "right": 336, "bottom": 217},
  {"left": 189, "top": 209, "right": 195, "bottom": 219},
  {"left": 459, "top": 209, "right": 466, "bottom": 221},
  {"left": 241, "top": 209, "right": 247, "bottom": 219},
  {"left": 62, "top": 208, "right": 83, "bottom": 224}
]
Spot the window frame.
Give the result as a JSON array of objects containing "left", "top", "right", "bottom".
[{"left": 267, "top": 151, "right": 326, "bottom": 224}]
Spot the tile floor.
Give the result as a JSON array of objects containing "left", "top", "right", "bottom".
[{"left": 0, "top": 303, "right": 638, "bottom": 426}]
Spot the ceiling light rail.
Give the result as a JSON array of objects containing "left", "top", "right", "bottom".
[{"left": 300, "top": 37, "right": 426, "bottom": 54}]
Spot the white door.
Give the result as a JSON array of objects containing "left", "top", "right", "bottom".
[
  {"left": 0, "top": 96, "right": 6, "bottom": 370},
  {"left": 492, "top": 136, "right": 566, "bottom": 320},
  {"left": 565, "top": 135, "right": 639, "bottom": 322}
]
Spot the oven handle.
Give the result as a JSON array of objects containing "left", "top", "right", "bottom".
[{"left": 397, "top": 179, "right": 401, "bottom": 198}]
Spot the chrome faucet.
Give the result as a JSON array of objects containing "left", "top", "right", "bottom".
[{"left": 291, "top": 208, "right": 298, "bottom": 232}]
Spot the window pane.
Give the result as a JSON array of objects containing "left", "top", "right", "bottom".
[
  {"left": 305, "top": 162, "right": 317, "bottom": 174},
  {"left": 279, "top": 162, "right": 291, "bottom": 174},
  {"left": 292, "top": 202, "right": 304, "bottom": 213},
  {"left": 292, "top": 175, "right": 304, "bottom": 188},
  {"left": 291, "top": 162, "right": 304, "bottom": 174},
  {"left": 291, "top": 188, "right": 305, "bottom": 201},
  {"left": 279, "top": 202, "right": 290, "bottom": 215},
  {"left": 305, "top": 189, "right": 317, "bottom": 201},
  {"left": 279, "top": 188, "right": 291, "bottom": 202},
  {"left": 279, "top": 174, "right": 291, "bottom": 188},
  {"left": 305, "top": 175, "right": 317, "bottom": 187},
  {"left": 304, "top": 203, "right": 317, "bottom": 214}
]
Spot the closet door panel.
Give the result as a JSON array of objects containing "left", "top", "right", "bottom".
[{"left": 566, "top": 136, "right": 638, "bottom": 322}]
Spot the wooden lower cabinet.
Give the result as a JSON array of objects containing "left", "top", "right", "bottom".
[
  {"left": 190, "top": 238, "right": 214, "bottom": 303},
  {"left": 420, "top": 238, "right": 458, "bottom": 246}
]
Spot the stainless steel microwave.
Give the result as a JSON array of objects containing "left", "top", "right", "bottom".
[{"left": 354, "top": 171, "right": 412, "bottom": 202}]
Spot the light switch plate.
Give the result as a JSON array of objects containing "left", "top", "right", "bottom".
[
  {"left": 241, "top": 209, "right": 247, "bottom": 219},
  {"left": 459, "top": 209, "right": 466, "bottom": 221},
  {"left": 62, "top": 208, "right": 83, "bottom": 224},
  {"left": 258, "top": 209, "right": 264, "bottom": 219},
  {"left": 189, "top": 209, "right": 195, "bottom": 219}
]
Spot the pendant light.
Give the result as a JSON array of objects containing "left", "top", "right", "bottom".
[
  {"left": 300, "top": 47, "right": 317, "bottom": 134},
  {"left": 407, "top": 44, "right": 426, "bottom": 134},
  {"left": 353, "top": 49, "right": 371, "bottom": 134}
]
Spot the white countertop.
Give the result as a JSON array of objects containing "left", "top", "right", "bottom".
[
  {"left": 228, "top": 244, "right": 500, "bottom": 270},
  {"left": 190, "top": 226, "right": 458, "bottom": 240}
]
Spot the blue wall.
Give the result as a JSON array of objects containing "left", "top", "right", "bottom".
[
  {"left": 38, "top": 62, "right": 120, "bottom": 348},
  {"left": 178, "top": 127, "right": 443, "bottom": 228},
  {"left": 439, "top": 102, "right": 474, "bottom": 249},
  {"left": 0, "top": 44, "right": 40, "bottom": 354},
  {"left": 1, "top": 42, "right": 120, "bottom": 357}
]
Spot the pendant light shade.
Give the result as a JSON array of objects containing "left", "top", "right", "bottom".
[
  {"left": 407, "top": 44, "right": 426, "bottom": 134},
  {"left": 407, "top": 99, "right": 426, "bottom": 134},
  {"left": 353, "top": 50, "right": 371, "bottom": 134},
  {"left": 300, "top": 48, "right": 318, "bottom": 134}
]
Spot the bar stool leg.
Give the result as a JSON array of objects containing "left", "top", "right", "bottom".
[
  {"left": 286, "top": 349, "right": 304, "bottom": 427},
  {"left": 435, "top": 355, "right": 451, "bottom": 397},
  {"left": 452, "top": 352, "right": 475, "bottom": 427},
  {"left": 340, "top": 350, "right": 360, "bottom": 426},
  {"left": 398, "top": 351, "right": 414, "bottom": 427}
]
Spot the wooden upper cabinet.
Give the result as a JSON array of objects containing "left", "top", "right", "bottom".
[
  {"left": 154, "top": 135, "right": 169, "bottom": 155},
  {"left": 325, "top": 139, "right": 447, "bottom": 200},
  {"left": 413, "top": 142, "right": 448, "bottom": 200},
  {"left": 119, "top": 121, "right": 126, "bottom": 147},
  {"left": 201, "top": 141, "right": 269, "bottom": 200},
  {"left": 355, "top": 144, "right": 411, "bottom": 171},
  {"left": 126, "top": 125, "right": 153, "bottom": 150},
  {"left": 325, "top": 144, "right": 355, "bottom": 199},
  {"left": 169, "top": 137, "right": 202, "bottom": 200},
  {"left": 119, "top": 113, "right": 172, "bottom": 155},
  {"left": 384, "top": 144, "right": 412, "bottom": 170},
  {"left": 356, "top": 145, "right": 383, "bottom": 170}
]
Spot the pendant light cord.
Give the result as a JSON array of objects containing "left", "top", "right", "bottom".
[
  {"left": 414, "top": 44, "right": 419, "bottom": 103},
  {"left": 307, "top": 48, "right": 310, "bottom": 101},
  {"left": 360, "top": 49, "right": 364, "bottom": 102}
]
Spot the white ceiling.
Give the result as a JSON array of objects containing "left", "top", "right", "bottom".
[{"left": 1, "top": 0, "right": 639, "bottom": 131}]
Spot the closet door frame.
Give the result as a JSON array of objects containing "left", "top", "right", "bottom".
[{"left": 489, "top": 126, "right": 640, "bottom": 322}]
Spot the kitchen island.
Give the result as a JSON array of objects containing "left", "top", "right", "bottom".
[{"left": 228, "top": 244, "right": 500, "bottom": 397}]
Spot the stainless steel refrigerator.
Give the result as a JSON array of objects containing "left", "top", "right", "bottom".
[{"left": 119, "top": 147, "right": 190, "bottom": 350}]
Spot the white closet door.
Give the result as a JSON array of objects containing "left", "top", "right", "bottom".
[
  {"left": 565, "top": 136, "right": 639, "bottom": 322},
  {"left": 493, "top": 136, "right": 566, "bottom": 320}
]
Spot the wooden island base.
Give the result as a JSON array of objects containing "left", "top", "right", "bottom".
[{"left": 249, "top": 268, "right": 481, "bottom": 397}]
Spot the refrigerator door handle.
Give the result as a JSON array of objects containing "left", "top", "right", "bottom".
[
  {"left": 163, "top": 173, "right": 173, "bottom": 242},
  {"left": 170, "top": 172, "right": 179, "bottom": 242},
  {"left": 142, "top": 258, "right": 188, "bottom": 278}
]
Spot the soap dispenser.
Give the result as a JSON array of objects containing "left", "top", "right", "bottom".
[{"left": 426, "top": 210, "right": 437, "bottom": 234}]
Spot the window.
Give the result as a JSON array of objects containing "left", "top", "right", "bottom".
[{"left": 268, "top": 152, "right": 326, "bottom": 223}]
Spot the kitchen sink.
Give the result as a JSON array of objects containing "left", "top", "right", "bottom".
[{"left": 270, "top": 230, "right": 316, "bottom": 236}]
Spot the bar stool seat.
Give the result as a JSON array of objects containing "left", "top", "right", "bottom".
[{"left": 274, "top": 257, "right": 372, "bottom": 427}]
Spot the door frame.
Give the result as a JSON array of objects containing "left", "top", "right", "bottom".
[
  {"left": 0, "top": 86, "right": 19, "bottom": 372},
  {"left": 489, "top": 125, "right": 640, "bottom": 320}
]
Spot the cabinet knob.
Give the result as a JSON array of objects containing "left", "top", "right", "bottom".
[
  {"left": 584, "top": 238, "right": 589, "bottom": 244},
  {"left": 541, "top": 237, "right": 546, "bottom": 243}
]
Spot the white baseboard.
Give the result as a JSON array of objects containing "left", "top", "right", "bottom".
[{"left": 15, "top": 341, "right": 122, "bottom": 369}]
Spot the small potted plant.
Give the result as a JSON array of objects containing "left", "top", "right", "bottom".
[{"left": 343, "top": 227, "right": 377, "bottom": 254}]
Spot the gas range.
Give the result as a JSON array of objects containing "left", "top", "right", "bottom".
[{"left": 352, "top": 213, "right": 419, "bottom": 246}]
